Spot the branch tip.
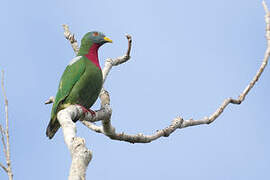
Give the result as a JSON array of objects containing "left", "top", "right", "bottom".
[
  {"left": 45, "top": 96, "right": 55, "bottom": 104},
  {"left": 263, "top": 1, "right": 269, "bottom": 13},
  {"left": 62, "top": 24, "right": 79, "bottom": 54}
]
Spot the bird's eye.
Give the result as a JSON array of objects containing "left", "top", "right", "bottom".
[{"left": 93, "top": 32, "right": 99, "bottom": 37}]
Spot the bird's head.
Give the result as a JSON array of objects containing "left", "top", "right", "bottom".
[
  {"left": 78, "top": 31, "right": 112, "bottom": 56},
  {"left": 82, "top": 31, "right": 112, "bottom": 46}
]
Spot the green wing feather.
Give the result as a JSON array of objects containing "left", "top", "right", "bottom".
[{"left": 46, "top": 56, "right": 85, "bottom": 139}]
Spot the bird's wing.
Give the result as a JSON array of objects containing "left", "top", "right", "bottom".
[
  {"left": 53, "top": 56, "right": 85, "bottom": 109},
  {"left": 46, "top": 56, "right": 85, "bottom": 139}
]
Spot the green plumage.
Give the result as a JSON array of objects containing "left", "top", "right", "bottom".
[{"left": 46, "top": 31, "right": 112, "bottom": 139}]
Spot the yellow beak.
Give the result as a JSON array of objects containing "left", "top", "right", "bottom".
[{"left": 104, "top": 37, "right": 113, "bottom": 43}]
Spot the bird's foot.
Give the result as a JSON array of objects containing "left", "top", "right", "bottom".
[
  {"left": 76, "top": 104, "right": 96, "bottom": 117},
  {"left": 88, "top": 109, "right": 96, "bottom": 117}
]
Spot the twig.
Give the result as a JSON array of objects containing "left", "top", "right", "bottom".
[
  {"left": 62, "top": 24, "right": 79, "bottom": 54},
  {"left": 1, "top": 70, "right": 13, "bottom": 180},
  {"left": 0, "top": 125, "right": 7, "bottom": 162},
  {"left": 0, "top": 162, "right": 7, "bottom": 173},
  {"left": 44, "top": 96, "right": 55, "bottom": 104},
  {"left": 263, "top": 1, "right": 269, "bottom": 13},
  {"left": 202, "top": 0, "right": 270, "bottom": 123},
  {"left": 102, "top": 34, "right": 132, "bottom": 84}
]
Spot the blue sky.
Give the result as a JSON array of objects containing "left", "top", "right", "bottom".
[{"left": 0, "top": 0, "right": 269, "bottom": 179}]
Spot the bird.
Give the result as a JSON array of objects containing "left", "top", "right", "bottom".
[{"left": 46, "top": 31, "right": 113, "bottom": 139}]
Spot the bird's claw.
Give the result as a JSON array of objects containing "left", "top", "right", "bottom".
[{"left": 76, "top": 104, "right": 96, "bottom": 117}]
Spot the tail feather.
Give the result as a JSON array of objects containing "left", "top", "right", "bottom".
[{"left": 46, "top": 118, "right": 60, "bottom": 139}]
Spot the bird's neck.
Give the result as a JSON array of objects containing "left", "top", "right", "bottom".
[
  {"left": 78, "top": 43, "right": 101, "bottom": 69},
  {"left": 85, "top": 43, "right": 101, "bottom": 69}
]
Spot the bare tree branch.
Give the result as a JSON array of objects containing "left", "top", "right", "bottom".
[
  {"left": 51, "top": 3, "right": 270, "bottom": 178},
  {"left": 82, "top": 2, "right": 270, "bottom": 142},
  {"left": 1, "top": 70, "right": 13, "bottom": 180},
  {"left": 57, "top": 106, "right": 92, "bottom": 180},
  {"left": 65, "top": 1, "right": 270, "bottom": 144}
]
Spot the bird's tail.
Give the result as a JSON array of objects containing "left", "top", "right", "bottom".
[{"left": 46, "top": 117, "right": 60, "bottom": 139}]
